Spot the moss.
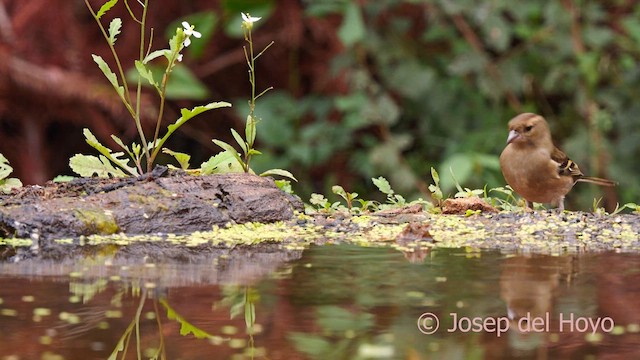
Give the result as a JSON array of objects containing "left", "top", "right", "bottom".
[
  {"left": 34, "top": 210, "right": 640, "bottom": 254},
  {"left": 73, "top": 209, "right": 119, "bottom": 235}
]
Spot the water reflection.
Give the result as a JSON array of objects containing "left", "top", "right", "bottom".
[{"left": 0, "top": 244, "right": 639, "bottom": 359}]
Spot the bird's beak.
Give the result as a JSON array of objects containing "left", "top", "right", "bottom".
[{"left": 506, "top": 130, "right": 519, "bottom": 144}]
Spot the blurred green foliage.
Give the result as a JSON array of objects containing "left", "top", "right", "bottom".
[
  {"left": 106, "top": 0, "right": 633, "bottom": 210},
  {"left": 227, "top": 0, "right": 639, "bottom": 210}
]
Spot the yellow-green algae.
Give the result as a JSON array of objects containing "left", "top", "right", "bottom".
[
  {"left": 73, "top": 209, "right": 119, "bottom": 235},
  {"left": 428, "top": 211, "right": 640, "bottom": 252},
  {"left": 4, "top": 210, "right": 640, "bottom": 254},
  {"left": 0, "top": 237, "right": 32, "bottom": 247}
]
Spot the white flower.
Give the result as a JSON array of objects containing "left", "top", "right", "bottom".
[
  {"left": 181, "top": 21, "right": 202, "bottom": 47},
  {"left": 176, "top": 54, "right": 183, "bottom": 62},
  {"left": 241, "top": 13, "right": 261, "bottom": 29}
]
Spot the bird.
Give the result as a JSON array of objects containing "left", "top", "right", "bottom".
[{"left": 499, "top": 113, "right": 616, "bottom": 211}]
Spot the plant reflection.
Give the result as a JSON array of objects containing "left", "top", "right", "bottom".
[
  {"left": 109, "top": 289, "right": 152, "bottom": 359},
  {"left": 218, "top": 286, "right": 261, "bottom": 358}
]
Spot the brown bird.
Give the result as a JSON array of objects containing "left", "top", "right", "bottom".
[{"left": 499, "top": 113, "right": 615, "bottom": 211}]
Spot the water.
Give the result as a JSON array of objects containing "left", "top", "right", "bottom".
[{"left": 0, "top": 244, "right": 639, "bottom": 359}]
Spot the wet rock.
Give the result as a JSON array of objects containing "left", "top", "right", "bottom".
[{"left": 0, "top": 171, "right": 303, "bottom": 243}]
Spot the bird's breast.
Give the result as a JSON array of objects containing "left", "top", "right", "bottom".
[{"left": 500, "top": 145, "right": 574, "bottom": 204}]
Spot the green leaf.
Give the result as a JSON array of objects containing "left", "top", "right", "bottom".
[
  {"left": 82, "top": 128, "right": 137, "bottom": 175},
  {"left": 69, "top": 154, "right": 127, "bottom": 178},
  {"left": 108, "top": 18, "right": 122, "bottom": 45},
  {"left": 212, "top": 141, "right": 246, "bottom": 172},
  {"left": 169, "top": 27, "right": 185, "bottom": 55},
  {"left": 110, "top": 135, "right": 132, "bottom": 155},
  {"left": 429, "top": 167, "right": 443, "bottom": 200},
  {"left": 201, "top": 150, "right": 244, "bottom": 174},
  {"left": 245, "top": 115, "right": 257, "bottom": 146},
  {"left": 274, "top": 179, "right": 293, "bottom": 194},
  {"left": 132, "top": 143, "right": 141, "bottom": 157},
  {"left": 393, "top": 194, "right": 406, "bottom": 204},
  {"left": 52, "top": 175, "right": 75, "bottom": 183},
  {"left": 143, "top": 50, "right": 169, "bottom": 64},
  {"left": 96, "top": 0, "right": 119, "bottom": 19},
  {"left": 177, "top": 102, "right": 232, "bottom": 129},
  {"left": 260, "top": 169, "right": 297, "bottom": 182},
  {"left": 153, "top": 102, "right": 231, "bottom": 155},
  {"left": 107, "top": 331, "right": 126, "bottom": 360},
  {"left": 134, "top": 60, "right": 159, "bottom": 90},
  {"left": 372, "top": 176, "right": 392, "bottom": 195},
  {"left": 338, "top": 2, "right": 365, "bottom": 47},
  {"left": 161, "top": 299, "right": 214, "bottom": 339},
  {"left": 231, "top": 128, "right": 248, "bottom": 155},
  {"left": 0, "top": 153, "right": 12, "bottom": 180},
  {"left": 245, "top": 302, "right": 255, "bottom": 329},
  {"left": 309, "top": 193, "right": 329, "bottom": 208},
  {"left": 430, "top": 167, "right": 440, "bottom": 185},
  {"left": 0, "top": 154, "right": 21, "bottom": 193},
  {"left": 92, "top": 55, "right": 125, "bottom": 99},
  {"left": 162, "top": 148, "right": 191, "bottom": 170},
  {"left": 0, "top": 178, "right": 22, "bottom": 193},
  {"left": 212, "top": 139, "right": 243, "bottom": 165}
]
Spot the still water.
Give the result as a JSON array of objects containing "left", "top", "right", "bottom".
[{"left": 0, "top": 244, "right": 639, "bottom": 359}]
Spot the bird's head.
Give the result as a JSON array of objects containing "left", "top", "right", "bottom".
[{"left": 505, "top": 113, "right": 552, "bottom": 147}]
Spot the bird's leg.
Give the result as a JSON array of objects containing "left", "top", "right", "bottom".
[
  {"left": 525, "top": 200, "right": 534, "bottom": 209},
  {"left": 557, "top": 197, "right": 565, "bottom": 212}
]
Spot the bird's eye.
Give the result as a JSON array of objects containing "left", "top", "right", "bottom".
[{"left": 524, "top": 125, "right": 533, "bottom": 132}]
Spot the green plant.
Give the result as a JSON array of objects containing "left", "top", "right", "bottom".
[
  {"left": 620, "top": 203, "right": 640, "bottom": 214},
  {"left": 372, "top": 176, "right": 405, "bottom": 207},
  {"left": 307, "top": 176, "right": 430, "bottom": 214},
  {"left": 428, "top": 167, "right": 522, "bottom": 211},
  {"left": 0, "top": 154, "right": 22, "bottom": 193},
  {"left": 594, "top": 201, "right": 640, "bottom": 215},
  {"left": 449, "top": 168, "right": 484, "bottom": 199},
  {"left": 487, "top": 186, "right": 520, "bottom": 211},
  {"left": 331, "top": 185, "right": 359, "bottom": 211},
  {"left": 204, "top": 13, "right": 296, "bottom": 182},
  {"left": 372, "top": 176, "right": 431, "bottom": 211},
  {"left": 308, "top": 193, "right": 344, "bottom": 213},
  {"left": 218, "top": 286, "right": 260, "bottom": 357},
  {"left": 70, "top": 0, "right": 230, "bottom": 177},
  {"left": 428, "top": 167, "right": 444, "bottom": 211}
]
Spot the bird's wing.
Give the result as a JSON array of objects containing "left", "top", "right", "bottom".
[{"left": 551, "top": 147, "right": 584, "bottom": 178}]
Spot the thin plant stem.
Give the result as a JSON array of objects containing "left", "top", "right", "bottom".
[
  {"left": 154, "top": 299, "right": 166, "bottom": 360},
  {"left": 84, "top": 0, "right": 134, "bottom": 116},
  {"left": 148, "top": 49, "right": 180, "bottom": 171},
  {"left": 248, "top": 29, "right": 256, "bottom": 119},
  {"left": 243, "top": 25, "right": 262, "bottom": 172},
  {"left": 134, "top": 289, "right": 148, "bottom": 359},
  {"left": 124, "top": 0, "right": 142, "bottom": 24},
  {"left": 136, "top": 0, "right": 151, "bottom": 174}
]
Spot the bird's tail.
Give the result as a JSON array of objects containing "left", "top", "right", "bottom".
[{"left": 577, "top": 176, "right": 617, "bottom": 187}]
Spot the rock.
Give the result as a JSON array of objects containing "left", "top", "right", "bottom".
[
  {"left": 442, "top": 197, "right": 498, "bottom": 215},
  {"left": 0, "top": 171, "right": 303, "bottom": 242}
]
